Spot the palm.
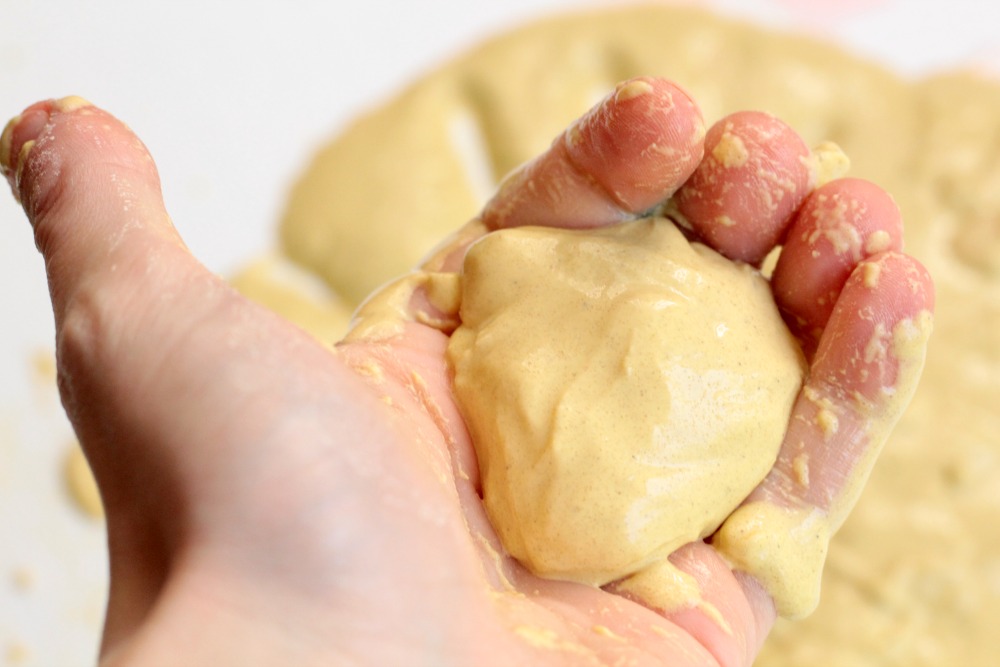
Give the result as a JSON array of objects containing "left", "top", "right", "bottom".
[
  {"left": 167, "top": 312, "right": 756, "bottom": 665},
  {"left": 328, "top": 321, "right": 764, "bottom": 665}
]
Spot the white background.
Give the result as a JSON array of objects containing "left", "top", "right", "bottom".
[{"left": 1, "top": 1, "right": 998, "bottom": 664}]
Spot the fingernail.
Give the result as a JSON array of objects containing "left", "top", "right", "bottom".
[
  {"left": 0, "top": 113, "right": 31, "bottom": 201},
  {"left": 13, "top": 140, "right": 36, "bottom": 199},
  {"left": 1, "top": 109, "right": 44, "bottom": 204},
  {"left": 0, "top": 113, "right": 21, "bottom": 175}
]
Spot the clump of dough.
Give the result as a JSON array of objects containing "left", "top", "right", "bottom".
[{"left": 448, "top": 218, "right": 805, "bottom": 585}]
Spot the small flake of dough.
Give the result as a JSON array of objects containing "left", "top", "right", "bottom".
[
  {"left": 449, "top": 217, "right": 805, "bottom": 585},
  {"left": 864, "top": 229, "right": 892, "bottom": 254},
  {"left": 64, "top": 443, "right": 104, "bottom": 519},
  {"left": 29, "top": 349, "right": 56, "bottom": 385},
  {"left": 807, "top": 141, "right": 850, "bottom": 186},
  {"left": 862, "top": 261, "right": 882, "bottom": 288},
  {"left": 713, "top": 132, "right": 749, "bottom": 168},
  {"left": 5, "top": 642, "right": 30, "bottom": 665},
  {"left": 10, "top": 567, "right": 35, "bottom": 592}
]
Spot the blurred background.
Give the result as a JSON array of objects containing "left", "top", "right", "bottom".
[{"left": 2, "top": 1, "right": 998, "bottom": 665}]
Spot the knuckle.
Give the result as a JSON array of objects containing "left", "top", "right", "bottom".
[{"left": 55, "top": 283, "right": 121, "bottom": 394}]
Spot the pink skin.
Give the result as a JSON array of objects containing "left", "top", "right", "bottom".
[
  {"left": 2, "top": 78, "right": 932, "bottom": 667},
  {"left": 772, "top": 178, "right": 905, "bottom": 355},
  {"left": 753, "top": 252, "right": 934, "bottom": 512},
  {"left": 483, "top": 78, "right": 705, "bottom": 230},
  {"left": 674, "top": 110, "right": 814, "bottom": 265}
]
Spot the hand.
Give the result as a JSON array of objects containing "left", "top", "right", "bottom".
[{"left": 2, "top": 79, "right": 932, "bottom": 666}]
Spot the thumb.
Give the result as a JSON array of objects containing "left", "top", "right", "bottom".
[
  {"left": 2, "top": 97, "right": 235, "bottom": 510},
  {"left": 4, "top": 97, "right": 196, "bottom": 499},
  {"left": 3, "top": 96, "right": 226, "bottom": 644},
  {"left": 2, "top": 98, "right": 345, "bottom": 648}
]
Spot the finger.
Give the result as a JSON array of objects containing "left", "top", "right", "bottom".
[
  {"left": 2, "top": 98, "right": 197, "bottom": 495},
  {"left": 611, "top": 544, "right": 774, "bottom": 667},
  {"left": 2, "top": 98, "right": 353, "bottom": 646},
  {"left": 673, "top": 111, "right": 813, "bottom": 265},
  {"left": 2, "top": 98, "right": 184, "bottom": 309},
  {"left": 714, "top": 251, "right": 934, "bottom": 618},
  {"left": 772, "top": 252, "right": 934, "bottom": 513},
  {"left": 3, "top": 97, "right": 203, "bottom": 643},
  {"left": 772, "top": 178, "right": 904, "bottom": 355},
  {"left": 482, "top": 76, "right": 705, "bottom": 231}
]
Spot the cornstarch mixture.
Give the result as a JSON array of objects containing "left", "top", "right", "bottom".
[{"left": 448, "top": 218, "right": 805, "bottom": 586}]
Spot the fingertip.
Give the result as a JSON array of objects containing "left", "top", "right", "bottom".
[
  {"left": 2, "top": 97, "right": 190, "bottom": 349},
  {"left": 772, "top": 178, "right": 906, "bottom": 345},
  {"left": 844, "top": 251, "right": 934, "bottom": 319},
  {"left": 564, "top": 76, "right": 705, "bottom": 213},
  {"left": 482, "top": 76, "right": 706, "bottom": 231},
  {"left": 675, "top": 111, "right": 812, "bottom": 265},
  {"left": 4, "top": 97, "right": 162, "bottom": 234},
  {"left": 812, "top": 251, "right": 934, "bottom": 404},
  {"left": 2, "top": 97, "right": 98, "bottom": 201}
]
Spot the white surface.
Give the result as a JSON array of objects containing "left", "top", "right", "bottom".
[{"left": 1, "top": 0, "right": 997, "bottom": 664}]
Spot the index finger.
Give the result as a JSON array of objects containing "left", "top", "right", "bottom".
[{"left": 481, "top": 76, "right": 706, "bottom": 232}]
